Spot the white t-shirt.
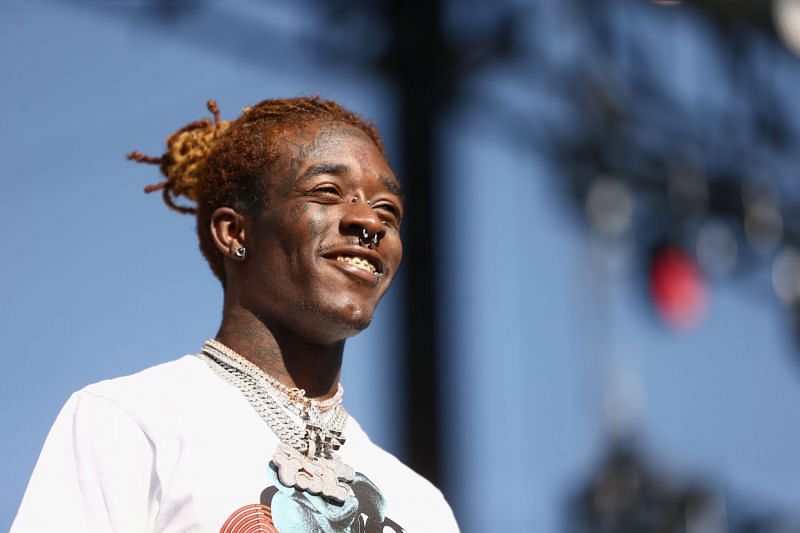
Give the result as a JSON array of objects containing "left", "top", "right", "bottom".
[{"left": 12, "top": 356, "right": 459, "bottom": 532}]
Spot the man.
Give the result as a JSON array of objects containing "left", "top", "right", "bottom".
[{"left": 12, "top": 97, "right": 459, "bottom": 532}]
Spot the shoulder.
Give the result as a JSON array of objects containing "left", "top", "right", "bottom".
[
  {"left": 75, "top": 355, "right": 232, "bottom": 432},
  {"left": 81, "top": 355, "right": 216, "bottom": 406}
]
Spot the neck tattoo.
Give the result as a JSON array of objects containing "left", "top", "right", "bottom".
[{"left": 200, "top": 339, "right": 355, "bottom": 502}]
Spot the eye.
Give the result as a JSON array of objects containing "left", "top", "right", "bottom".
[
  {"left": 311, "top": 184, "right": 342, "bottom": 198},
  {"left": 374, "top": 202, "right": 402, "bottom": 225}
]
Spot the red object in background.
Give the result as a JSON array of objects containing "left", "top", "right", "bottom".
[{"left": 649, "top": 247, "right": 708, "bottom": 329}]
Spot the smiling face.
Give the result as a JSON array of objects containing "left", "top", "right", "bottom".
[{"left": 232, "top": 121, "right": 404, "bottom": 344}]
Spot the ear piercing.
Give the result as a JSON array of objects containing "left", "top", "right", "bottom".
[{"left": 235, "top": 247, "right": 246, "bottom": 258}]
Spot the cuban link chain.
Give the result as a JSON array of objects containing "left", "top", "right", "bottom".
[{"left": 200, "top": 339, "right": 354, "bottom": 502}]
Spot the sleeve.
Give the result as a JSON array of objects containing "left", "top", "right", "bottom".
[
  {"left": 436, "top": 491, "right": 461, "bottom": 533},
  {"left": 11, "top": 390, "right": 160, "bottom": 533}
]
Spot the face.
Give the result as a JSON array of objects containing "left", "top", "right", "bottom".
[{"left": 236, "top": 121, "right": 404, "bottom": 344}]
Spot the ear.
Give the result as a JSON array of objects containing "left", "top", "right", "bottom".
[{"left": 210, "top": 207, "right": 248, "bottom": 261}]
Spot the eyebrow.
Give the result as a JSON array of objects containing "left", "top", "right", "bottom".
[
  {"left": 298, "top": 162, "right": 348, "bottom": 183},
  {"left": 298, "top": 162, "right": 404, "bottom": 199},
  {"left": 380, "top": 174, "right": 404, "bottom": 199}
]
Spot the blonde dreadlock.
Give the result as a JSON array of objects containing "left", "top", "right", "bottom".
[{"left": 127, "top": 100, "right": 230, "bottom": 214}]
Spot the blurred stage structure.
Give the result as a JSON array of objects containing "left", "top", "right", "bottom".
[
  {"left": 70, "top": 0, "right": 800, "bottom": 530},
  {"left": 563, "top": 0, "right": 800, "bottom": 338},
  {"left": 568, "top": 443, "right": 800, "bottom": 532}
]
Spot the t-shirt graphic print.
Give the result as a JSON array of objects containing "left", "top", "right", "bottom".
[{"left": 221, "top": 465, "right": 405, "bottom": 532}]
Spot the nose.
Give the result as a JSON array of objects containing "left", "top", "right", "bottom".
[{"left": 340, "top": 201, "right": 385, "bottom": 244}]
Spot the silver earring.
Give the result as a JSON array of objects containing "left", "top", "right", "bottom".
[
  {"left": 361, "top": 228, "right": 369, "bottom": 240},
  {"left": 235, "top": 247, "right": 246, "bottom": 258}
]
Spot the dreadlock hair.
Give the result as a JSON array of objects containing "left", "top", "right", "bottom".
[{"left": 128, "top": 96, "right": 387, "bottom": 285}]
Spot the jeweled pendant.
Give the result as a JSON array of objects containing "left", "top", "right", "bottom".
[{"left": 271, "top": 444, "right": 355, "bottom": 503}]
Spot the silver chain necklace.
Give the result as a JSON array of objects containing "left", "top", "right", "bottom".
[{"left": 200, "top": 339, "right": 355, "bottom": 502}]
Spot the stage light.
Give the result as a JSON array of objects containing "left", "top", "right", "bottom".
[
  {"left": 650, "top": 0, "right": 682, "bottom": 5},
  {"left": 667, "top": 166, "right": 708, "bottom": 217},
  {"left": 774, "top": 0, "right": 800, "bottom": 56},
  {"left": 744, "top": 196, "right": 783, "bottom": 252},
  {"left": 771, "top": 246, "right": 800, "bottom": 305},
  {"left": 696, "top": 221, "right": 738, "bottom": 277},
  {"left": 650, "top": 247, "right": 708, "bottom": 329},
  {"left": 585, "top": 177, "right": 634, "bottom": 237}
]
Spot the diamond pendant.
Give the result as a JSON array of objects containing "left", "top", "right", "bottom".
[{"left": 272, "top": 444, "right": 355, "bottom": 503}]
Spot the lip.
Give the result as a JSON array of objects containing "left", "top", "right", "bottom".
[
  {"left": 325, "top": 258, "right": 381, "bottom": 286},
  {"left": 321, "top": 245, "right": 384, "bottom": 286}
]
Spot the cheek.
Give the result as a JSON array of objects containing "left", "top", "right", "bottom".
[
  {"left": 288, "top": 202, "right": 310, "bottom": 223},
  {"left": 306, "top": 207, "right": 330, "bottom": 239},
  {"left": 382, "top": 238, "right": 403, "bottom": 279}
]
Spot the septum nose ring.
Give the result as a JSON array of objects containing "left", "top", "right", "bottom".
[{"left": 360, "top": 227, "right": 380, "bottom": 247}]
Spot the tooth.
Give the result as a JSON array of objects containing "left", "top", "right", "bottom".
[{"left": 333, "top": 254, "right": 379, "bottom": 274}]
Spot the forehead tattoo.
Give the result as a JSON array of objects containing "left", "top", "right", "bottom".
[{"left": 284, "top": 124, "right": 370, "bottom": 179}]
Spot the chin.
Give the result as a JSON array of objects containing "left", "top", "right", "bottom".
[
  {"left": 343, "top": 307, "right": 373, "bottom": 333},
  {"left": 328, "top": 302, "right": 374, "bottom": 338},
  {"left": 296, "top": 299, "right": 375, "bottom": 341}
]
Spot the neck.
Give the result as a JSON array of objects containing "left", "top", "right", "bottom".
[{"left": 215, "top": 299, "right": 344, "bottom": 400}]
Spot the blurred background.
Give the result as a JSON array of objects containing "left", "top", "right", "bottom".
[{"left": 3, "top": 0, "right": 800, "bottom": 530}]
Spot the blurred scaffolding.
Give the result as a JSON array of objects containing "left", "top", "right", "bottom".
[{"left": 554, "top": 1, "right": 800, "bottom": 531}]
